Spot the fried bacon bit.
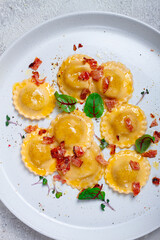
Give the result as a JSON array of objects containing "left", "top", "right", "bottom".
[
  {"left": 150, "top": 113, "right": 155, "bottom": 118},
  {"left": 53, "top": 174, "right": 66, "bottom": 184},
  {"left": 51, "top": 141, "right": 66, "bottom": 159},
  {"left": 152, "top": 177, "right": 160, "bottom": 186},
  {"left": 129, "top": 160, "right": 140, "bottom": 170},
  {"left": 31, "top": 71, "right": 46, "bottom": 86},
  {"left": 42, "top": 136, "right": 55, "bottom": 144},
  {"left": 73, "top": 146, "right": 84, "bottom": 158},
  {"left": 153, "top": 131, "right": 160, "bottom": 143},
  {"left": 90, "top": 66, "right": 104, "bottom": 81},
  {"left": 78, "top": 43, "right": 83, "bottom": 48},
  {"left": 24, "top": 125, "right": 38, "bottom": 133},
  {"left": 150, "top": 119, "right": 158, "bottom": 128},
  {"left": 116, "top": 135, "right": 119, "bottom": 141},
  {"left": 96, "top": 154, "right": 108, "bottom": 166},
  {"left": 132, "top": 182, "right": 140, "bottom": 196},
  {"left": 104, "top": 98, "right": 117, "bottom": 112},
  {"left": 108, "top": 144, "right": 116, "bottom": 155},
  {"left": 124, "top": 117, "right": 134, "bottom": 132},
  {"left": 103, "top": 76, "right": 110, "bottom": 93},
  {"left": 142, "top": 150, "right": 157, "bottom": 158},
  {"left": 29, "top": 57, "right": 42, "bottom": 70},
  {"left": 80, "top": 88, "right": 90, "bottom": 100},
  {"left": 73, "top": 44, "right": 77, "bottom": 51},
  {"left": 57, "top": 156, "right": 71, "bottom": 175},
  {"left": 71, "top": 156, "right": 83, "bottom": 167},
  {"left": 78, "top": 71, "right": 90, "bottom": 81},
  {"left": 83, "top": 57, "right": 97, "bottom": 69},
  {"left": 150, "top": 49, "right": 154, "bottom": 52},
  {"left": 38, "top": 129, "right": 47, "bottom": 136}
]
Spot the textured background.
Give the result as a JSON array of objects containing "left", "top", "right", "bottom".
[{"left": 0, "top": 0, "right": 160, "bottom": 240}]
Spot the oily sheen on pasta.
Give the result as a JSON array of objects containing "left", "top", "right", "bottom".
[
  {"left": 104, "top": 150, "right": 151, "bottom": 194},
  {"left": 13, "top": 79, "right": 55, "bottom": 120},
  {"left": 21, "top": 129, "right": 58, "bottom": 176},
  {"left": 60, "top": 142, "right": 104, "bottom": 190},
  {"left": 100, "top": 104, "right": 147, "bottom": 148}
]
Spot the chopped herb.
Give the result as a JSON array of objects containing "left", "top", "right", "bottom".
[
  {"left": 101, "top": 203, "right": 105, "bottom": 211},
  {"left": 39, "top": 176, "right": 43, "bottom": 180},
  {"left": 56, "top": 192, "right": 62, "bottom": 199},
  {"left": 135, "top": 134, "right": 155, "bottom": 153},
  {"left": 52, "top": 189, "right": 55, "bottom": 194},
  {"left": 100, "top": 139, "right": 109, "bottom": 150},
  {"left": 54, "top": 91, "right": 77, "bottom": 113},
  {"left": 6, "top": 115, "right": 10, "bottom": 121},
  {"left": 22, "top": 135, "right": 25, "bottom": 139},
  {"left": 42, "top": 178, "right": 47, "bottom": 185},
  {"left": 146, "top": 89, "right": 149, "bottom": 94},
  {"left": 5, "top": 121, "right": 9, "bottom": 126},
  {"left": 107, "top": 199, "right": 110, "bottom": 203},
  {"left": 84, "top": 93, "right": 104, "bottom": 118},
  {"left": 141, "top": 91, "right": 144, "bottom": 95}
]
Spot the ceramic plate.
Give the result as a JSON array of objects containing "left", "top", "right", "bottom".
[{"left": 0, "top": 12, "right": 160, "bottom": 240}]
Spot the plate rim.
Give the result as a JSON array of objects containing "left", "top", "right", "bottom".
[{"left": 0, "top": 11, "right": 160, "bottom": 240}]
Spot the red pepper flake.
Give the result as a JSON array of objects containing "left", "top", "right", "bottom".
[
  {"left": 83, "top": 57, "right": 97, "bottom": 69},
  {"left": 73, "top": 44, "right": 77, "bottom": 51},
  {"left": 102, "top": 76, "right": 110, "bottom": 93},
  {"left": 90, "top": 66, "right": 104, "bottom": 81},
  {"left": 42, "top": 136, "right": 55, "bottom": 144},
  {"left": 150, "top": 113, "right": 155, "bottom": 118},
  {"left": 78, "top": 71, "right": 90, "bottom": 81},
  {"left": 24, "top": 125, "right": 38, "bottom": 133},
  {"left": 108, "top": 144, "right": 116, "bottom": 155},
  {"left": 142, "top": 150, "right": 157, "bottom": 158},
  {"left": 124, "top": 117, "right": 134, "bottom": 132},
  {"left": 71, "top": 156, "right": 83, "bottom": 167},
  {"left": 153, "top": 131, "right": 160, "bottom": 143},
  {"left": 152, "top": 177, "right": 160, "bottom": 186},
  {"left": 29, "top": 57, "right": 42, "bottom": 70},
  {"left": 132, "top": 182, "right": 140, "bottom": 196},
  {"left": 53, "top": 174, "right": 66, "bottom": 184},
  {"left": 96, "top": 154, "right": 108, "bottom": 166},
  {"left": 150, "top": 119, "right": 158, "bottom": 128},
  {"left": 104, "top": 98, "right": 117, "bottom": 112},
  {"left": 116, "top": 135, "right": 119, "bottom": 141},
  {"left": 129, "top": 160, "right": 140, "bottom": 170},
  {"left": 78, "top": 43, "right": 83, "bottom": 48},
  {"left": 73, "top": 146, "right": 84, "bottom": 158},
  {"left": 38, "top": 129, "right": 47, "bottom": 136},
  {"left": 8, "top": 144, "right": 11, "bottom": 147},
  {"left": 80, "top": 88, "right": 90, "bottom": 100}
]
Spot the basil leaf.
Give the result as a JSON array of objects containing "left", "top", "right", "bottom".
[
  {"left": 78, "top": 187, "right": 105, "bottom": 201},
  {"left": 54, "top": 91, "right": 77, "bottom": 113},
  {"left": 135, "top": 134, "right": 155, "bottom": 153},
  {"left": 100, "top": 139, "right": 109, "bottom": 150},
  {"left": 84, "top": 93, "right": 104, "bottom": 118}
]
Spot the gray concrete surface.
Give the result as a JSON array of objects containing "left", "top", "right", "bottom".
[{"left": 0, "top": 0, "right": 160, "bottom": 239}]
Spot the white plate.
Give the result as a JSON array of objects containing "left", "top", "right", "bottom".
[{"left": 0, "top": 12, "right": 160, "bottom": 240}]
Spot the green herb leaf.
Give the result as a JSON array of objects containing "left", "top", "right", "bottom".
[
  {"left": 146, "top": 89, "right": 149, "bottom": 94},
  {"left": 39, "top": 176, "right": 43, "bottom": 180},
  {"left": 42, "top": 178, "right": 47, "bottom": 185},
  {"left": 52, "top": 189, "right": 55, "bottom": 194},
  {"left": 56, "top": 192, "right": 62, "bottom": 198},
  {"left": 22, "top": 135, "right": 25, "bottom": 139},
  {"left": 54, "top": 91, "right": 77, "bottom": 113},
  {"left": 141, "top": 91, "right": 144, "bottom": 95},
  {"left": 5, "top": 121, "right": 9, "bottom": 126},
  {"left": 100, "top": 139, "right": 109, "bottom": 150},
  {"left": 6, "top": 115, "right": 10, "bottom": 121},
  {"left": 78, "top": 187, "right": 105, "bottom": 201},
  {"left": 135, "top": 134, "right": 155, "bottom": 153},
  {"left": 84, "top": 93, "right": 104, "bottom": 118},
  {"left": 101, "top": 203, "right": 105, "bottom": 211}
]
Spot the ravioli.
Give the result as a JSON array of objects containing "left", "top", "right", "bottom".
[
  {"left": 61, "top": 142, "right": 104, "bottom": 189},
  {"left": 104, "top": 150, "right": 151, "bottom": 194},
  {"left": 57, "top": 54, "right": 93, "bottom": 101},
  {"left": 93, "top": 61, "right": 133, "bottom": 104},
  {"left": 48, "top": 110, "right": 94, "bottom": 154},
  {"left": 13, "top": 78, "right": 55, "bottom": 120},
  {"left": 100, "top": 104, "right": 147, "bottom": 148},
  {"left": 21, "top": 129, "right": 58, "bottom": 176}
]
